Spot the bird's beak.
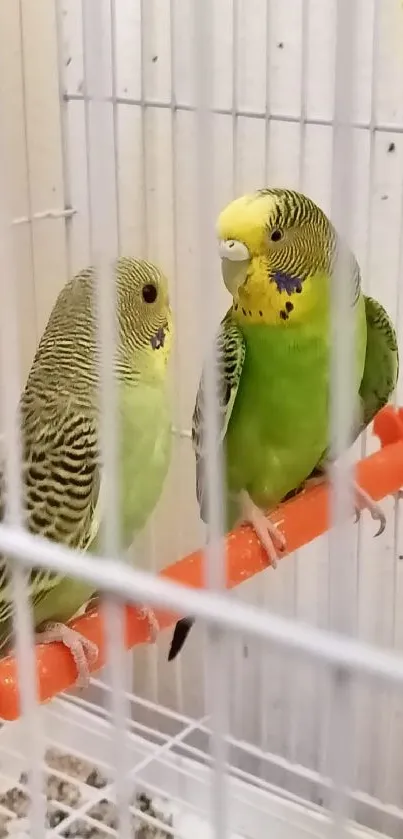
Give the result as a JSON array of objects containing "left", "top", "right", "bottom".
[{"left": 218, "top": 240, "right": 251, "bottom": 297}]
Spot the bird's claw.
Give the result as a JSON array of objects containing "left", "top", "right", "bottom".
[
  {"left": 35, "top": 621, "right": 99, "bottom": 690},
  {"left": 138, "top": 606, "right": 160, "bottom": 643},
  {"left": 374, "top": 517, "right": 386, "bottom": 538},
  {"left": 353, "top": 483, "right": 386, "bottom": 538},
  {"left": 298, "top": 471, "right": 387, "bottom": 537},
  {"left": 239, "top": 490, "right": 286, "bottom": 569}
]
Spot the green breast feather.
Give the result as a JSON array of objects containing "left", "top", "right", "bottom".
[{"left": 192, "top": 294, "right": 399, "bottom": 525}]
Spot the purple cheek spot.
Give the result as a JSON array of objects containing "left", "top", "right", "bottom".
[
  {"left": 151, "top": 326, "right": 166, "bottom": 350},
  {"left": 272, "top": 271, "right": 302, "bottom": 296}
]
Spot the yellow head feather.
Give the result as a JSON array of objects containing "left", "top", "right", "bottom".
[
  {"left": 35, "top": 257, "right": 173, "bottom": 390},
  {"left": 216, "top": 188, "right": 338, "bottom": 327}
]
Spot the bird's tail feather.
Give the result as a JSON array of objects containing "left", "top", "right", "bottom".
[{"left": 167, "top": 616, "right": 195, "bottom": 661}]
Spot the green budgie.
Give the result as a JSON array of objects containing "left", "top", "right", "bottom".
[
  {"left": 168, "top": 187, "right": 399, "bottom": 661},
  {"left": 0, "top": 256, "right": 173, "bottom": 687}
]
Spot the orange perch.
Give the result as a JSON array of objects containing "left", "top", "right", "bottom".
[{"left": 0, "top": 405, "right": 402, "bottom": 722}]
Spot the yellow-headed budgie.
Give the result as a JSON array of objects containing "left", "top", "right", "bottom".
[{"left": 168, "top": 188, "right": 399, "bottom": 661}]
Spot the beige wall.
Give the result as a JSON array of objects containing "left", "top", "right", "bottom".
[{"left": 2, "top": 0, "right": 403, "bottom": 828}]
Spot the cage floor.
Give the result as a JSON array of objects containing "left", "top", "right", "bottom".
[
  {"left": 0, "top": 696, "right": 248, "bottom": 839},
  {"left": 0, "top": 747, "right": 175, "bottom": 838},
  {"left": 0, "top": 692, "right": 393, "bottom": 839}
]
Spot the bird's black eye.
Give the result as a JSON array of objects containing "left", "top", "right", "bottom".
[
  {"left": 142, "top": 283, "right": 158, "bottom": 304},
  {"left": 270, "top": 229, "right": 283, "bottom": 243}
]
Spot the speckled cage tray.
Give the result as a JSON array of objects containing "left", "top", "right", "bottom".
[
  {"left": 0, "top": 694, "right": 390, "bottom": 839},
  {"left": 0, "top": 750, "right": 172, "bottom": 839}
]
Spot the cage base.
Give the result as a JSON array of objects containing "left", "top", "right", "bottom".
[{"left": 0, "top": 698, "right": 393, "bottom": 839}]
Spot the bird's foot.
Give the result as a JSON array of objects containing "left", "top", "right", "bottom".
[
  {"left": 84, "top": 597, "right": 159, "bottom": 643},
  {"left": 302, "top": 472, "right": 386, "bottom": 538},
  {"left": 35, "top": 621, "right": 98, "bottom": 690},
  {"left": 239, "top": 490, "right": 286, "bottom": 569},
  {"left": 137, "top": 606, "right": 160, "bottom": 643},
  {"left": 353, "top": 482, "right": 386, "bottom": 537},
  {"left": 84, "top": 598, "right": 159, "bottom": 643}
]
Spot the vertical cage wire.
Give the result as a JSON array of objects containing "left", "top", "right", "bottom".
[
  {"left": 17, "top": 0, "right": 38, "bottom": 341},
  {"left": 328, "top": 0, "right": 358, "bottom": 634},
  {"left": 195, "top": 0, "right": 225, "bottom": 597},
  {"left": 297, "top": 0, "right": 309, "bottom": 190},
  {"left": 381, "top": 109, "right": 403, "bottom": 831},
  {"left": 194, "top": 0, "right": 229, "bottom": 836},
  {"left": 82, "top": 1, "right": 93, "bottom": 260},
  {"left": 230, "top": 0, "right": 248, "bottom": 746},
  {"left": 361, "top": 0, "right": 389, "bottom": 808},
  {"left": 284, "top": 0, "right": 311, "bottom": 777},
  {"left": 231, "top": 0, "right": 239, "bottom": 197},
  {"left": 168, "top": 0, "right": 185, "bottom": 715},
  {"left": 353, "top": 14, "right": 380, "bottom": 784},
  {"left": 138, "top": 0, "right": 161, "bottom": 712},
  {"left": 146, "top": 0, "right": 161, "bottom": 712},
  {"left": 81, "top": 2, "right": 131, "bottom": 838},
  {"left": 258, "top": 0, "right": 272, "bottom": 771},
  {"left": 0, "top": 3, "right": 48, "bottom": 836},
  {"left": 0, "top": 54, "right": 46, "bottom": 839},
  {"left": 263, "top": 0, "right": 271, "bottom": 184},
  {"left": 110, "top": 0, "right": 121, "bottom": 257},
  {"left": 384, "top": 8, "right": 403, "bottom": 818},
  {"left": 0, "top": 127, "right": 47, "bottom": 839},
  {"left": 55, "top": 0, "right": 74, "bottom": 282},
  {"left": 140, "top": 0, "right": 150, "bottom": 258},
  {"left": 361, "top": 0, "right": 381, "bottom": 299},
  {"left": 327, "top": 0, "right": 359, "bottom": 832},
  {"left": 356, "top": 0, "right": 380, "bottom": 539}
]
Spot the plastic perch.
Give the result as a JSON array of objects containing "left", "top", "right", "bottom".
[{"left": 0, "top": 405, "right": 403, "bottom": 721}]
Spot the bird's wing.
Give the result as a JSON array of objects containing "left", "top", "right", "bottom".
[
  {"left": 358, "top": 294, "right": 399, "bottom": 429},
  {"left": 0, "top": 394, "right": 101, "bottom": 628},
  {"left": 301, "top": 294, "right": 399, "bottom": 487},
  {"left": 192, "top": 310, "right": 245, "bottom": 522}
]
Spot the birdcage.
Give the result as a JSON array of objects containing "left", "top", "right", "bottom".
[{"left": 1, "top": 0, "right": 403, "bottom": 838}]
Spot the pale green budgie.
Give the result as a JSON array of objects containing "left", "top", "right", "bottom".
[
  {"left": 168, "top": 187, "right": 399, "bottom": 661},
  {"left": 0, "top": 257, "right": 173, "bottom": 686}
]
